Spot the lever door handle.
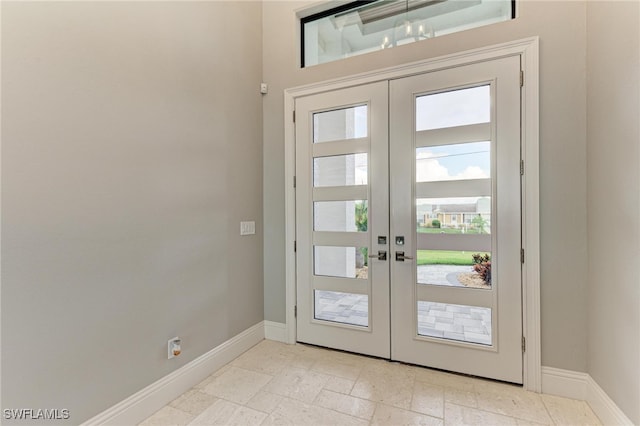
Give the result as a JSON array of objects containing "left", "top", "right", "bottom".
[
  {"left": 369, "top": 250, "right": 387, "bottom": 261},
  {"left": 395, "top": 251, "right": 414, "bottom": 262}
]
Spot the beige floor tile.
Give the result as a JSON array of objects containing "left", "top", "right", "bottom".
[
  {"left": 225, "top": 406, "right": 268, "bottom": 425},
  {"left": 311, "top": 357, "right": 363, "bottom": 381},
  {"left": 263, "top": 366, "right": 330, "bottom": 403},
  {"left": 192, "top": 364, "right": 231, "bottom": 391},
  {"left": 351, "top": 362, "right": 415, "bottom": 409},
  {"left": 245, "top": 391, "right": 284, "bottom": 414},
  {"left": 202, "top": 366, "right": 272, "bottom": 404},
  {"left": 541, "top": 394, "right": 602, "bottom": 425},
  {"left": 169, "top": 389, "right": 218, "bottom": 416},
  {"left": 472, "top": 377, "right": 522, "bottom": 395},
  {"left": 142, "top": 341, "right": 606, "bottom": 426},
  {"left": 411, "top": 381, "right": 445, "bottom": 418},
  {"left": 139, "top": 406, "right": 194, "bottom": 426},
  {"left": 190, "top": 401, "right": 269, "bottom": 425},
  {"left": 231, "top": 340, "right": 296, "bottom": 375},
  {"left": 514, "top": 420, "right": 551, "bottom": 426},
  {"left": 371, "top": 403, "right": 443, "bottom": 426},
  {"left": 444, "top": 386, "right": 478, "bottom": 408},
  {"left": 314, "top": 389, "right": 376, "bottom": 420},
  {"left": 323, "top": 375, "right": 356, "bottom": 394},
  {"left": 262, "top": 397, "right": 368, "bottom": 426},
  {"left": 444, "top": 402, "right": 518, "bottom": 425},
  {"left": 282, "top": 344, "right": 330, "bottom": 370},
  {"left": 474, "top": 387, "right": 552, "bottom": 424},
  {"left": 188, "top": 399, "right": 241, "bottom": 425},
  {"left": 414, "top": 368, "right": 476, "bottom": 392}
]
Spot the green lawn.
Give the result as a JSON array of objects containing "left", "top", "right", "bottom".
[
  {"left": 416, "top": 250, "right": 490, "bottom": 266},
  {"left": 417, "top": 227, "right": 487, "bottom": 235}
]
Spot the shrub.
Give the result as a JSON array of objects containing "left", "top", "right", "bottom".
[
  {"left": 472, "top": 253, "right": 490, "bottom": 264},
  {"left": 431, "top": 219, "right": 441, "bottom": 228},
  {"left": 472, "top": 253, "right": 491, "bottom": 284}
]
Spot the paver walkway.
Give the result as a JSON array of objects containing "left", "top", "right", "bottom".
[
  {"left": 417, "top": 264, "right": 470, "bottom": 286},
  {"left": 314, "top": 265, "right": 491, "bottom": 344}
]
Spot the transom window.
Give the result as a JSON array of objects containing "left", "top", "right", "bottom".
[{"left": 301, "top": 0, "right": 515, "bottom": 67}]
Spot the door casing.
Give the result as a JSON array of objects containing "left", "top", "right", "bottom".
[{"left": 283, "top": 37, "right": 541, "bottom": 391}]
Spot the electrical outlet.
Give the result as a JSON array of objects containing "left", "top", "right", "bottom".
[{"left": 168, "top": 337, "right": 181, "bottom": 359}]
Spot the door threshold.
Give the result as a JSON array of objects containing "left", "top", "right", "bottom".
[{"left": 296, "top": 341, "right": 523, "bottom": 388}]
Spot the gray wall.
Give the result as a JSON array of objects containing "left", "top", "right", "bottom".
[
  {"left": 263, "top": 1, "right": 589, "bottom": 372},
  {"left": 586, "top": 2, "right": 640, "bottom": 424},
  {"left": 1, "top": 1, "right": 263, "bottom": 423}
]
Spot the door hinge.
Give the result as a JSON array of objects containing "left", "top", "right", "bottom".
[
  {"left": 521, "top": 248, "right": 525, "bottom": 264},
  {"left": 522, "top": 336, "right": 526, "bottom": 352},
  {"left": 293, "top": 176, "right": 296, "bottom": 188},
  {"left": 520, "top": 70, "right": 524, "bottom": 87},
  {"left": 520, "top": 160, "right": 525, "bottom": 176},
  {"left": 294, "top": 240, "right": 297, "bottom": 253},
  {"left": 293, "top": 110, "right": 296, "bottom": 123},
  {"left": 294, "top": 305, "right": 297, "bottom": 318}
]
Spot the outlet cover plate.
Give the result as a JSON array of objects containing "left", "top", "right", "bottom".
[{"left": 240, "top": 221, "right": 255, "bottom": 236}]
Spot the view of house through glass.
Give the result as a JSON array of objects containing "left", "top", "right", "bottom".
[{"left": 302, "top": 0, "right": 514, "bottom": 67}]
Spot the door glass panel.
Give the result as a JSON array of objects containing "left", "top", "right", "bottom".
[
  {"left": 417, "top": 250, "right": 491, "bottom": 288},
  {"left": 416, "top": 142, "right": 490, "bottom": 183},
  {"left": 314, "top": 200, "right": 367, "bottom": 232},
  {"left": 417, "top": 197, "right": 491, "bottom": 234},
  {"left": 315, "top": 290, "right": 368, "bottom": 327},
  {"left": 416, "top": 86, "right": 490, "bottom": 131},
  {"left": 314, "top": 246, "right": 368, "bottom": 279},
  {"left": 418, "top": 301, "right": 492, "bottom": 345},
  {"left": 314, "top": 154, "right": 368, "bottom": 187},
  {"left": 314, "top": 105, "right": 367, "bottom": 143}
]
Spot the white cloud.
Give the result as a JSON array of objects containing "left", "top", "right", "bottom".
[{"left": 416, "top": 151, "right": 489, "bottom": 182}]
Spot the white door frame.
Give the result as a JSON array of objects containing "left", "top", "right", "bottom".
[{"left": 283, "top": 37, "right": 541, "bottom": 391}]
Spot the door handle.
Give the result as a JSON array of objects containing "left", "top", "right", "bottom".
[
  {"left": 369, "top": 250, "right": 387, "bottom": 261},
  {"left": 395, "top": 251, "right": 414, "bottom": 262}
]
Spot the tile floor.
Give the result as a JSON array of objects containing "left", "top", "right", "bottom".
[{"left": 140, "top": 340, "right": 602, "bottom": 426}]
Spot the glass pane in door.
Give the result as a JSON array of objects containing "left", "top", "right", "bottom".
[
  {"left": 417, "top": 250, "right": 491, "bottom": 288},
  {"left": 314, "top": 154, "right": 368, "bottom": 186},
  {"left": 315, "top": 290, "right": 368, "bottom": 327},
  {"left": 418, "top": 301, "right": 492, "bottom": 345},
  {"left": 416, "top": 142, "right": 490, "bottom": 182},
  {"left": 417, "top": 197, "right": 491, "bottom": 234},
  {"left": 416, "top": 86, "right": 490, "bottom": 131},
  {"left": 314, "top": 200, "right": 368, "bottom": 232},
  {"left": 314, "top": 246, "right": 368, "bottom": 279},
  {"left": 314, "top": 105, "right": 367, "bottom": 143}
]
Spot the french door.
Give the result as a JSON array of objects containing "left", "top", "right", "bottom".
[{"left": 295, "top": 56, "right": 523, "bottom": 383}]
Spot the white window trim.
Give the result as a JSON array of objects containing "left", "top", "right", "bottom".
[{"left": 283, "top": 37, "right": 540, "bottom": 391}]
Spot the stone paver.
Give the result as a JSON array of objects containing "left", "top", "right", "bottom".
[
  {"left": 418, "top": 301, "right": 492, "bottom": 345},
  {"left": 314, "top": 266, "right": 492, "bottom": 345},
  {"left": 417, "top": 264, "right": 472, "bottom": 286},
  {"left": 315, "top": 290, "right": 369, "bottom": 327}
]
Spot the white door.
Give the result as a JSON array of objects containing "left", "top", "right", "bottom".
[
  {"left": 390, "top": 56, "right": 523, "bottom": 383},
  {"left": 295, "top": 82, "right": 390, "bottom": 358},
  {"left": 295, "top": 56, "right": 523, "bottom": 383}
]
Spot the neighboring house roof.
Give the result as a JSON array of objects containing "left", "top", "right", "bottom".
[
  {"left": 434, "top": 203, "right": 477, "bottom": 213},
  {"left": 417, "top": 198, "right": 491, "bottom": 216}
]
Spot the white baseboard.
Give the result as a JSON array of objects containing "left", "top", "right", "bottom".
[
  {"left": 82, "top": 321, "right": 265, "bottom": 426},
  {"left": 264, "top": 321, "right": 287, "bottom": 343},
  {"left": 541, "top": 366, "right": 634, "bottom": 425},
  {"left": 541, "top": 366, "right": 588, "bottom": 400},
  {"left": 586, "top": 375, "right": 634, "bottom": 426}
]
